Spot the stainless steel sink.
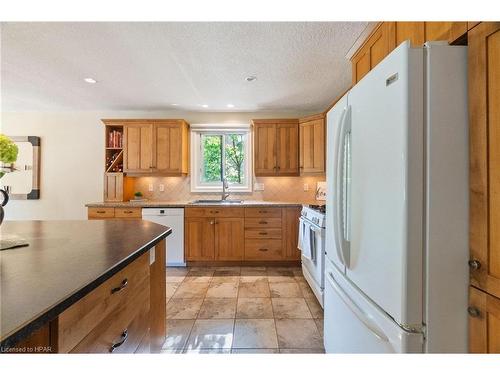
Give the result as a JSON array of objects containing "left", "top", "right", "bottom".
[{"left": 191, "top": 199, "right": 243, "bottom": 205}]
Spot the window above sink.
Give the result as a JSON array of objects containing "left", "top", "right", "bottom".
[{"left": 190, "top": 124, "right": 253, "bottom": 193}]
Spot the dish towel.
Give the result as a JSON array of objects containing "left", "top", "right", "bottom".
[{"left": 300, "top": 219, "right": 313, "bottom": 260}]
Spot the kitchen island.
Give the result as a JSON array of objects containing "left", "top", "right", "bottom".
[{"left": 0, "top": 220, "right": 171, "bottom": 353}]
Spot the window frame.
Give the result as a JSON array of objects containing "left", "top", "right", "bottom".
[{"left": 190, "top": 124, "right": 253, "bottom": 193}]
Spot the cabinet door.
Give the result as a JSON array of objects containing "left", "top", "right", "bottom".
[
  {"left": 299, "top": 118, "right": 325, "bottom": 174},
  {"left": 469, "top": 287, "right": 500, "bottom": 353},
  {"left": 154, "top": 123, "right": 183, "bottom": 174},
  {"left": 393, "top": 22, "right": 425, "bottom": 47},
  {"left": 352, "top": 46, "right": 370, "bottom": 83},
  {"left": 283, "top": 207, "right": 302, "bottom": 260},
  {"left": 276, "top": 122, "right": 299, "bottom": 175},
  {"left": 425, "top": 22, "right": 467, "bottom": 44},
  {"left": 103, "top": 173, "right": 123, "bottom": 202},
  {"left": 185, "top": 217, "right": 215, "bottom": 261},
  {"left": 215, "top": 217, "right": 244, "bottom": 260},
  {"left": 254, "top": 123, "right": 277, "bottom": 175},
  {"left": 469, "top": 23, "right": 500, "bottom": 299},
  {"left": 123, "top": 123, "right": 153, "bottom": 173}
]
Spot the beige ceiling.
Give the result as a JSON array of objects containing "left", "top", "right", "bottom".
[{"left": 1, "top": 22, "right": 368, "bottom": 112}]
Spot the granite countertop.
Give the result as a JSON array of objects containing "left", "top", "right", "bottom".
[
  {"left": 85, "top": 200, "right": 315, "bottom": 208},
  {"left": 0, "top": 220, "right": 171, "bottom": 349}
]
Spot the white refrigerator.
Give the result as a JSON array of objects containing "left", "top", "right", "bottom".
[{"left": 324, "top": 41, "right": 469, "bottom": 353}]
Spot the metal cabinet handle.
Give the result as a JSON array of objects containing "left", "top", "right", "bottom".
[
  {"left": 259, "top": 248, "right": 269, "bottom": 252},
  {"left": 259, "top": 232, "right": 268, "bottom": 235},
  {"left": 259, "top": 210, "right": 268, "bottom": 213},
  {"left": 467, "top": 306, "right": 481, "bottom": 318},
  {"left": 96, "top": 210, "right": 106, "bottom": 214},
  {"left": 468, "top": 259, "right": 481, "bottom": 270},
  {"left": 111, "top": 279, "right": 128, "bottom": 294},
  {"left": 109, "top": 329, "right": 128, "bottom": 352},
  {"left": 210, "top": 210, "right": 220, "bottom": 214},
  {"left": 259, "top": 221, "right": 268, "bottom": 224},
  {"left": 124, "top": 210, "right": 133, "bottom": 214}
]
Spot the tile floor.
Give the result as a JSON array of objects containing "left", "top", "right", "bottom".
[{"left": 164, "top": 266, "right": 324, "bottom": 354}]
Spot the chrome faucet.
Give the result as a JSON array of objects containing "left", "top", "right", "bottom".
[{"left": 221, "top": 177, "right": 230, "bottom": 201}]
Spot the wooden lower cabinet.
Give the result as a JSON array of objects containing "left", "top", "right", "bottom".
[
  {"left": 469, "top": 286, "right": 500, "bottom": 353},
  {"left": 185, "top": 206, "right": 302, "bottom": 263},
  {"left": 11, "top": 242, "right": 166, "bottom": 353},
  {"left": 215, "top": 218, "right": 244, "bottom": 260},
  {"left": 283, "top": 207, "right": 302, "bottom": 260},
  {"left": 185, "top": 217, "right": 216, "bottom": 261}
]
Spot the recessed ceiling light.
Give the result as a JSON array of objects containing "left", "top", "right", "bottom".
[
  {"left": 226, "top": 104, "right": 235, "bottom": 108},
  {"left": 83, "top": 77, "right": 97, "bottom": 84},
  {"left": 171, "top": 103, "right": 179, "bottom": 106},
  {"left": 245, "top": 75, "right": 257, "bottom": 82},
  {"left": 201, "top": 104, "right": 209, "bottom": 108}
]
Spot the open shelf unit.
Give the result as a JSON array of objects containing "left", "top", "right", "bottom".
[{"left": 102, "top": 121, "right": 134, "bottom": 202}]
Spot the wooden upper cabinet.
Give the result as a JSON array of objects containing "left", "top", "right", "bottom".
[
  {"left": 123, "top": 123, "right": 154, "bottom": 173},
  {"left": 103, "top": 173, "right": 123, "bottom": 202},
  {"left": 469, "top": 286, "right": 500, "bottom": 353},
  {"left": 299, "top": 114, "right": 325, "bottom": 175},
  {"left": 276, "top": 121, "right": 299, "bottom": 175},
  {"left": 469, "top": 22, "right": 500, "bottom": 300},
  {"left": 215, "top": 217, "right": 244, "bottom": 260},
  {"left": 254, "top": 122, "right": 277, "bottom": 175},
  {"left": 351, "top": 22, "right": 393, "bottom": 84},
  {"left": 153, "top": 121, "right": 189, "bottom": 174},
  {"left": 392, "top": 22, "right": 425, "bottom": 47},
  {"left": 351, "top": 22, "right": 469, "bottom": 85},
  {"left": 185, "top": 217, "right": 215, "bottom": 261},
  {"left": 122, "top": 120, "right": 189, "bottom": 175},
  {"left": 253, "top": 120, "right": 299, "bottom": 176}
]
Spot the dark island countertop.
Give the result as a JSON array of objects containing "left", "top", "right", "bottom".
[{"left": 0, "top": 220, "right": 171, "bottom": 349}]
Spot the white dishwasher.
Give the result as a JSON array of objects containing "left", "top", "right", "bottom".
[{"left": 142, "top": 208, "right": 185, "bottom": 266}]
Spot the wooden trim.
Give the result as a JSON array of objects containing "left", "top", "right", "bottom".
[
  {"left": 102, "top": 119, "right": 188, "bottom": 125},
  {"left": 252, "top": 119, "right": 299, "bottom": 125},
  {"left": 186, "top": 260, "right": 301, "bottom": 267},
  {"left": 350, "top": 22, "right": 384, "bottom": 61},
  {"left": 298, "top": 113, "right": 325, "bottom": 123}
]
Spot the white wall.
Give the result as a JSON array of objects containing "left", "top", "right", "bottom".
[{"left": 1, "top": 110, "right": 311, "bottom": 220}]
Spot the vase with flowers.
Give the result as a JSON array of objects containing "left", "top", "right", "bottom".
[{"left": 0, "top": 134, "right": 19, "bottom": 226}]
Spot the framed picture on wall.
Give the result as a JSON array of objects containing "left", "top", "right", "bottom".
[{"left": 0, "top": 136, "right": 41, "bottom": 199}]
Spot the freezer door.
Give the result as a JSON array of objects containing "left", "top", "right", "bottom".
[
  {"left": 325, "top": 93, "right": 348, "bottom": 274},
  {"left": 346, "top": 41, "right": 424, "bottom": 327},
  {"left": 324, "top": 259, "right": 423, "bottom": 353}
]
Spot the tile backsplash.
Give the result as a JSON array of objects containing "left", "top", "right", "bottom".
[{"left": 134, "top": 176, "right": 326, "bottom": 203}]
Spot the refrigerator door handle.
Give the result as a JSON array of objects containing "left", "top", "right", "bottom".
[
  {"left": 334, "top": 106, "right": 351, "bottom": 268},
  {"left": 327, "top": 271, "right": 389, "bottom": 343}
]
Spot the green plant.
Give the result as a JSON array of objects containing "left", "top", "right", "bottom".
[
  {"left": 134, "top": 191, "right": 143, "bottom": 197},
  {"left": 0, "top": 134, "right": 18, "bottom": 179}
]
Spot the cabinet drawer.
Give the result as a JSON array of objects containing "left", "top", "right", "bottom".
[
  {"left": 70, "top": 284, "right": 150, "bottom": 353},
  {"left": 245, "top": 239, "right": 283, "bottom": 260},
  {"left": 115, "top": 207, "right": 142, "bottom": 218},
  {"left": 88, "top": 207, "right": 115, "bottom": 219},
  {"left": 245, "top": 228, "right": 282, "bottom": 239},
  {"left": 244, "top": 218, "right": 282, "bottom": 228},
  {"left": 185, "top": 207, "right": 244, "bottom": 218},
  {"left": 57, "top": 252, "right": 150, "bottom": 353},
  {"left": 245, "top": 207, "right": 282, "bottom": 218}
]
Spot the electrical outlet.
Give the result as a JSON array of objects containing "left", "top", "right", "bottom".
[
  {"left": 159, "top": 184, "right": 165, "bottom": 192},
  {"left": 254, "top": 183, "right": 264, "bottom": 191},
  {"left": 148, "top": 183, "right": 154, "bottom": 192},
  {"left": 303, "top": 183, "right": 309, "bottom": 191}
]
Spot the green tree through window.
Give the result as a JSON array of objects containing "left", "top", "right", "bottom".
[{"left": 201, "top": 133, "right": 245, "bottom": 185}]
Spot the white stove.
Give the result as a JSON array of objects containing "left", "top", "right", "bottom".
[{"left": 298, "top": 204, "right": 326, "bottom": 307}]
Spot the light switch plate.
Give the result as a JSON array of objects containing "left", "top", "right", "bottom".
[
  {"left": 159, "top": 184, "right": 165, "bottom": 192},
  {"left": 254, "top": 183, "right": 264, "bottom": 191},
  {"left": 303, "top": 183, "right": 309, "bottom": 191},
  {"left": 148, "top": 183, "right": 154, "bottom": 192}
]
